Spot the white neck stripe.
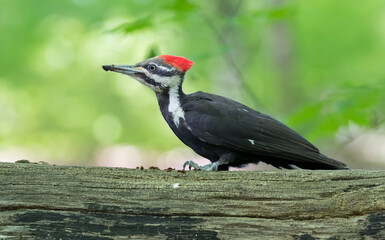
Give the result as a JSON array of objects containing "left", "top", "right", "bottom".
[{"left": 168, "top": 87, "right": 185, "bottom": 126}]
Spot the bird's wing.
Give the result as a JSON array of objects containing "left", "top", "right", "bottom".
[{"left": 183, "top": 92, "right": 333, "bottom": 165}]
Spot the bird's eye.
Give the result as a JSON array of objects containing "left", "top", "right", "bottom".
[{"left": 148, "top": 64, "right": 157, "bottom": 72}]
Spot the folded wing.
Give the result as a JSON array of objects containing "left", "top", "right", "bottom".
[{"left": 183, "top": 92, "right": 347, "bottom": 169}]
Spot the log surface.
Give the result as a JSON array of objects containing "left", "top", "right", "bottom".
[{"left": 0, "top": 162, "right": 384, "bottom": 239}]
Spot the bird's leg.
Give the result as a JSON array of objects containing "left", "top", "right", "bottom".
[
  {"left": 183, "top": 153, "right": 235, "bottom": 171},
  {"left": 183, "top": 161, "right": 219, "bottom": 171}
]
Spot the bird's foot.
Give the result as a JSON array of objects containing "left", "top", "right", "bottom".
[{"left": 183, "top": 161, "right": 219, "bottom": 171}]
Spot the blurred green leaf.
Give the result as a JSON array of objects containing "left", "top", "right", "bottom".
[
  {"left": 250, "top": 5, "right": 297, "bottom": 20},
  {"left": 164, "top": 0, "right": 196, "bottom": 12},
  {"left": 111, "top": 16, "right": 153, "bottom": 33},
  {"left": 146, "top": 46, "right": 160, "bottom": 59}
]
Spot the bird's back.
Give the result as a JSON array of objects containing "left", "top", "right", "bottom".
[{"left": 182, "top": 91, "right": 348, "bottom": 170}]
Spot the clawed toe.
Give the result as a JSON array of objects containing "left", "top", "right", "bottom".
[
  {"left": 182, "top": 161, "right": 219, "bottom": 171},
  {"left": 183, "top": 160, "right": 201, "bottom": 170}
]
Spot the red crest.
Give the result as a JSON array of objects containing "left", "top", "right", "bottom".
[{"left": 158, "top": 55, "right": 194, "bottom": 72}]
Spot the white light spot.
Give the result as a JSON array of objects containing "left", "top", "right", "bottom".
[
  {"left": 248, "top": 139, "right": 255, "bottom": 145},
  {"left": 238, "top": 108, "right": 249, "bottom": 112},
  {"left": 173, "top": 183, "right": 180, "bottom": 188},
  {"left": 168, "top": 86, "right": 185, "bottom": 126},
  {"left": 288, "top": 164, "right": 299, "bottom": 169}
]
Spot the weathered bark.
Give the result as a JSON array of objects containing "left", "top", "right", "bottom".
[{"left": 0, "top": 162, "right": 384, "bottom": 239}]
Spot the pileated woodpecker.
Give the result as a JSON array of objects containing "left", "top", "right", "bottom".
[{"left": 102, "top": 55, "right": 348, "bottom": 171}]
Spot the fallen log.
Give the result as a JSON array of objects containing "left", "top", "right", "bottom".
[{"left": 0, "top": 162, "right": 384, "bottom": 239}]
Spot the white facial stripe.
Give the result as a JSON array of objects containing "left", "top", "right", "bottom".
[
  {"left": 157, "top": 65, "right": 175, "bottom": 72},
  {"left": 168, "top": 86, "right": 185, "bottom": 126},
  {"left": 130, "top": 73, "right": 161, "bottom": 92},
  {"left": 142, "top": 63, "right": 175, "bottom": 73},
  {"left": 152, "top": 74, "right": 181, "bottom": 88},
  {"left": 130, "top": 64, "right": 182, "bottom": 95}
]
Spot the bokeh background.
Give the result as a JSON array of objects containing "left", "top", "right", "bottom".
[{"left": 1, "top": 0, "right": 385, "bottom": 170}]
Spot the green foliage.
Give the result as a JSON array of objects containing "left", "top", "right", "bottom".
[
  {"left": 0, "top": 0, "right": 384, "bottom": 164},
  {"left": 112, "top": 16, "right": 153, "bottom": 33}
]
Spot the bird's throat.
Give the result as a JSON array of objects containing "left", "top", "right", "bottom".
[{"left": 167, "top": 86, "right": 185, "bottom": 126}]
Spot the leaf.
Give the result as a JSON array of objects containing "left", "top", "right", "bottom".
[
  {"left": 111, "top": 16, "right": 153, "bottom": 33},
  {"left": 146, "top": 46, "right": 160, "bottom": 59},
  {"left": 250, "top": 5, "right": 297, "bottom": 20},
  {"left": 164, "top": 0, "right": 196, "bottom": 12}
]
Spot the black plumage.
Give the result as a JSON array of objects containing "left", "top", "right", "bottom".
[
  {"left": 157, "top": 90, "right": 348, "bottom": 170},
  {"left": 103, "top": 55, "right": 349, "bottom": 171}
]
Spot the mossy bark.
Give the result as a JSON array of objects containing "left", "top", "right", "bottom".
[{"left": 0, "top": 162, "right": 384, "bottom": 239}]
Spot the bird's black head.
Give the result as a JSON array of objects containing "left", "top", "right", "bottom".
[{"left": 103, "top": 55, "right": 194, "bottom": 93}]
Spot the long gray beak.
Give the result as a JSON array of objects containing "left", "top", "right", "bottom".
[{"left": 102, "top": 65, "right": 142, "bottom": 75}]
